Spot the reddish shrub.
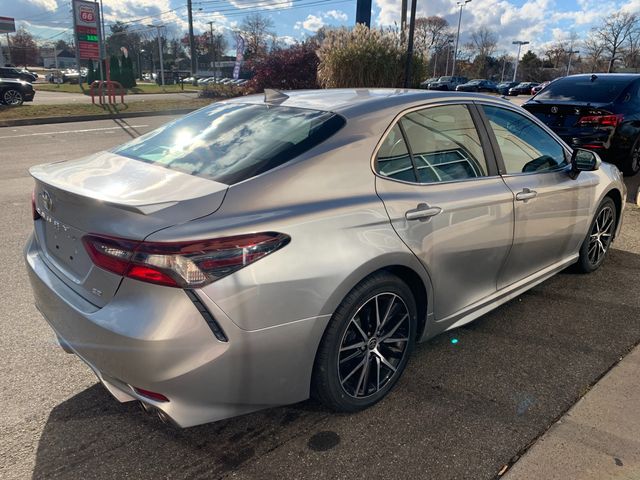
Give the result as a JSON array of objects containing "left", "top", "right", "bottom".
[{"left": 246, "top": 43, "right": 319, "bottom": 92}]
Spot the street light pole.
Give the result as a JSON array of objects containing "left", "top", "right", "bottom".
[
  {"left": 566, "top": 49, "right": 579, "bottom": 76},
  {"left": 148, "top": 24, "right": 165, "bottom": 87},
  {"left": 445, "top": 39, "right": 453, "bottom": 76},
  {"left": 512, "top": 40, "right": 529, "bottom": 82},
  {"left": 451, "top": 0, "right": 471, "bottom": 78}
]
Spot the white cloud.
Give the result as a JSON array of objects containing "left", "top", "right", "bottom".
[
  {"left": 228, "top": 0, "right": 293, "bottom": 10},
  {"left": 294, "top": 14, "right": 324, "bottom": 32},
  {"left": 324, "top": 10, "right": 348, "bottom": 22}
]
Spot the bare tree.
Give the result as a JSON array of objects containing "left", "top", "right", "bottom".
[
  {"left": 240, "top": 13, "right": 275, "bottom": 59},
  {"left": 414, "top": 16, "right": 451, "bottom": 57},
  {"left": 582, "top": 33, "right": 606, "bottom": 72},
  {"left": 592, "top": 12, "right": 638, "bottom": 72},
  {"left": 470, "top": 27, "right": 498, "bottom": 58}
]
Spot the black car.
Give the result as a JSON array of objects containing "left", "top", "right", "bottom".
[
  {"left": 495, "top": 81, "right": 519, "bottom": 95},
  {"left": 455, "top": 79, "right": 498, "bottom": 93},
  {"left": 427, "top": 76, "right": 468, "bottom": 91},
  {"left": 523, "top": 74, "right": 640, "bottom": 176},
  {"left": 508, "top": 82, "right": 539, "bottom": 96},
  {"left": 0, "top": 67, "right": 37, "bottom": 83},
  {"left": 0, "top": 78, "right": 35, "bottom": 106}
]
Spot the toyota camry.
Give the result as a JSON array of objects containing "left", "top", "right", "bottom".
[{"left": 26, "top": 89, "right": 626, "bottom": 427}]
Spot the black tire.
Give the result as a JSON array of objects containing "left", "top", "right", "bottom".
[
  {"left": 312, "top": 271, "right": 417, "bottom": 412},
  {"left": 576, "top": 197, "right": 617, "bottom": 273},
  {"left": 621, "top": 137, "right": 640, "bottom": 176},
  {"left": 2, "top": 89, "right": 24, "bottom": 106}
]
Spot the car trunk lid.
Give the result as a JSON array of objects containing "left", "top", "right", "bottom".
[
  {"left": 30, "top": 151, "right": 228, "bottom": 307},
  {"left": 524, "top": 101, "right": 614, "bottom": 133}
]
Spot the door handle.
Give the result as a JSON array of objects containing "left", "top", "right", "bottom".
[
  {"left": 515, "top": 188, "right": 538, "bottom": 202},
  {"left": 405, "top": 203, "right": 442, "bottom": 221}
]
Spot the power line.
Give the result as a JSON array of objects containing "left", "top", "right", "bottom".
[{"left": 196, "top": 0, "right": 351, "bottom": 16}]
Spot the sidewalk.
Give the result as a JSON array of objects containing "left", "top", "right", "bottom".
[{"left": 504, "top": 344, "right": 640, "bottom": 479}]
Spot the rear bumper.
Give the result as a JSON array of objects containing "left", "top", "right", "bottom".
[{"left": 25, "top": 233, "right": 330, "bottom": 427}]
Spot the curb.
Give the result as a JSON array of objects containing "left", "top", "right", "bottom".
[{"left": 0, "top": 108, "right": 198, "bottom": 128}]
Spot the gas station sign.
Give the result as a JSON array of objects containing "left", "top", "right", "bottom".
[{"left": 72, "top": 0, "right": 101, "bottom": 60}]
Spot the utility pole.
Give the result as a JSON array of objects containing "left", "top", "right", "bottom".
[
  {"left": 451, "top": 0, "right": 471, "bottom": 77},
  {"left": 512, "top": 40, "right": 529, "bottom": 82},
  {"left": 444, "top": 39, "right": 453, "bottom": 76},
  {"left": 403, "top": 0, "right": 417, "bottom": 88},
  {"left": 148, "top": 24, "right": 165, "bottom": 87},
  {"left": 566, "top": 49, "right": 579, "bottom": 76},
  {"left": 208, "top": 21, "right": 214, "bottom": 73},
  {"left": 401, "top": 0, "right": 407, "bottom": 30},
  {"left": 5, "top": 33, "right": 11, "bottom": 65},
  {"left": 187, "top": 0, "right": 197, "bottom": 76},
  {"left": 355, "top": 0, "right": 372, "bottom": 27}
]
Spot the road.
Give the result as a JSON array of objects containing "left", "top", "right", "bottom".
[
  {"left": 1, "top": 116, "right": 639, "bottom": 480},
  {"left": 31, "top": 89, "right": 200, "bottom": 105}
]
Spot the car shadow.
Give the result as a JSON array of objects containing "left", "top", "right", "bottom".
[{"left": 32, "top": 250, "right": 640, "bottom": 480}]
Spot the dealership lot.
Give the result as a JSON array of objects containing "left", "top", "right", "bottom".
[{"left": 1, "top": 116, "right": 639, "bottom": 480}]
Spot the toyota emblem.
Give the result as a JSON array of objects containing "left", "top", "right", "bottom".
[
  {"left": 41, "top": 190, "right": 53, "bottom": 211},
  {"left": 550, "top": 106, "right": 558, "bottom": 114}
]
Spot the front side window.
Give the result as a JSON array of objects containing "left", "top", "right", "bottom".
[
  {"left": 112, "top": 103, "right": 345, "bottom": 185},
  {"left": 400, "top": 104, "right": 489, "bottom": 183},
  {"left": 482, "top": 105, "right": 567, "bottom": 174}
]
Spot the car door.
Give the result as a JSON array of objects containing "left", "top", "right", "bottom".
[
  {"left": 477, "top": 103, "right": 596, "bottom": 289},
  {"left": 375, "top": 103, "right": 515, "bottom": 321}
]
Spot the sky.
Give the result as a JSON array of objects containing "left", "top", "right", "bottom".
[{"left": 2, "top": 0, "right": 640, "bottom": 55}]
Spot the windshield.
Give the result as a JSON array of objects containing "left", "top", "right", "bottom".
[
  {"left": 113, "top": 103, "right": 345, "bottom": 185},
  {"left": 438, "top": 77, "right": 452, "bottom": 81},
  {"left": 535, "top": 76, "right": 631, "bottom": 103}
]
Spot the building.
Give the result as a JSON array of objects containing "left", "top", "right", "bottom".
[{"left": 41, "top": 49, "right": 76, "bottom": 69}]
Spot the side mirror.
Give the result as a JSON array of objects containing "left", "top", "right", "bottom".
[{"left": 570, "top": 148, "right": 601, "bottom": 178}]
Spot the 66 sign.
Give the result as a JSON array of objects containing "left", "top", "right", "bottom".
[
  {"left": 79, "top": 5, "right": 96, "bottom": 23},
  {"left": 73, "top": 0, "right": 101, "bottom": 60},
  {"left": 73, "top": 0, "right": 99, "bottom": 28}
]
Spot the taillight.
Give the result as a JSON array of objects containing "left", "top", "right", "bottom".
[
  {"left": 32, "top": 189, "right": 41, "bottom": 221},
  {"left": 577, "top": 114, "right": 624, "bottom": 127},
  {"left": 82, "top": 232, "right": 290, "bottom": 288}
]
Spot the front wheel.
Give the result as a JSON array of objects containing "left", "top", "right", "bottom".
[
  {"left": 312, "top": 272, "right": 417, "bottom": 412},
  {"left": 2, "top": 89, "right": 24, "bottom": 106},
  {"left": 576, "top": 197, "right": 617, "bottom": 273}
]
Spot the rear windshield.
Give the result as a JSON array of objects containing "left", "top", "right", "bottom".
[
  {"left": 112, "top": 102, "right": 345, "bottom": 185},
  {"left": 535, "top": 76, "right": 632, "bottom": 103}
]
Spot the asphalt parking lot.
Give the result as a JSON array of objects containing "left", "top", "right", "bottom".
[{"left": 1, "top": 116, "right": 639, "bottom": 480}]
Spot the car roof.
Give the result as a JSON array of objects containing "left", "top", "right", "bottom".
[
  {"left": 225, "top": 88, "right": 514, "bottom": 119},
  {"left": 565, "top": 73, "right": 640, "bottom": 82}
]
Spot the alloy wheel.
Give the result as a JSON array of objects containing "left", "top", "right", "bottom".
[
  {"left": 4, "top": 90, "right": 23, "bottom": 106},
  {"left": 338, "top": 293, "right": 410, "bottom": 399},
  {"left": 587, "top": 205, "right": 615, "bottom": 267}
]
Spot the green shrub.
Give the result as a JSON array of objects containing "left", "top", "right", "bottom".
[{"left": 317, "top": 24, "right": 426, "bottom": 88}]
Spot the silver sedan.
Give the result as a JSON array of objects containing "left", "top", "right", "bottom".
[{"left": 25, "top": 89, "right": 626, "bottom": 427}]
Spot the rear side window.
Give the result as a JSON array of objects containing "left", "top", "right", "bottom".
[
  {"left": 401, "top": 104, "right": 488, "bottom": 183},
  {"left": 112, "top": 103, "right": 345, "bottom": 185},
  {"left": 536, "top": 77, "right": 631, "bottom": 103},
  {"left": 376, "top": 124, "right": 416, "bottom": 182}
]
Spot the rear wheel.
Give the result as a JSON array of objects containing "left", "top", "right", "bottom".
[
  {"left": 622, "top": 137, "right": 640, "bottom": 176},
  {"left": 576, "top": 197, "right": 617, "bottom": 273},
  {"left": 312, "top": 272, "right": 417, "bottom": 412},
  {"left": 2, "top": 89, "right": 24, "bottom": 106}
]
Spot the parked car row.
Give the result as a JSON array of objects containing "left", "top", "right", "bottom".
[
  {"left": 194, "top": 77, "right": 248, "bottom": 86},
  {"left": 420, "top": 78, "right": 559, "bottom": 97}
]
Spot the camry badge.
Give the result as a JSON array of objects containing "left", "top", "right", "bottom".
[
  {"left": 550, "top": 106, "right": 558, "bottom": 114},
  {"left": 41, "top": 190, "right": 53, "bottom": 211}
]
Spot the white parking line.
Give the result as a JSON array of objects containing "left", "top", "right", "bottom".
[{"left": 0, "top": 124, "right": 149, "bottom": 139}]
